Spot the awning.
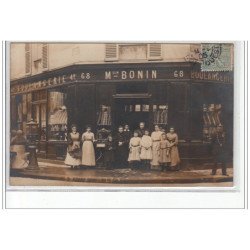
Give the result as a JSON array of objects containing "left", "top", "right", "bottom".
[{"left": 49, "top": 110, "right": 67, "bottom": 125}]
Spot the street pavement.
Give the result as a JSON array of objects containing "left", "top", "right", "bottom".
[
  {"left": 9, "top": 161, "right": 233, "bottom": 186},
  {"left": 10, "top": 177, "right": 233, "bottom": 187}
]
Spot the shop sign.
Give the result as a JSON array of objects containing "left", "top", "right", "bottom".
[
  {"left": 11, "top": 66, "right": 232, "bottom": 95},
  {"left": 191, "top": 71, "right": 233, "bottom": 83}
]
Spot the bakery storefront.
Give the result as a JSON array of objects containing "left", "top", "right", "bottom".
[{"left": 10, "top": 62, "right": 233, "bottom": 164}]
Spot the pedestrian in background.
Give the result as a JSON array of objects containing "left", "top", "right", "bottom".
[
  {"left": 211, "top": 125, "right": 228, "bottom": 176},
  {"left": 10, "top": 130, "right": 28, "bottom": 169}
]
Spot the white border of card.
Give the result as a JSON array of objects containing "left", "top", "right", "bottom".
[{"left": 2, "top": 41, "right": 247, "bottom": 209}]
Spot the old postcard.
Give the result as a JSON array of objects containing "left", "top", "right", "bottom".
[{"left": 8, "top": 42, "right": 234, "bottom": 187}]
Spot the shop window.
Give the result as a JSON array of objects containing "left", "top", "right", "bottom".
[
  {"left": 119, "top": 44, "right": 147, "bottom": 60},
  {"left": 17, "top": 96, "right": 22, "bottom": 128},
  {"left": 97, "top": 105, "right": 112, "bottom": 126},
  {"left": 31, "top": 90, "right": 47, "bottom": 141},
  {"left": 124, "top": 104, "right": 149, "bottom": 113},
  {"left": 203, "top": 104, "right": 223, "bottom": 142},
  {"left": 153, "top": 104, "right": 168, "bottom": 125},
  {"left": 48, "top": 90, "right": 68, "bottom": 141}
]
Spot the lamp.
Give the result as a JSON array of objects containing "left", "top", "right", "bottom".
[{"left": 26, "top": 119, "right": 39, "bottom": 170}]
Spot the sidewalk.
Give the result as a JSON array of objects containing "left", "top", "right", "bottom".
[{"left": 10, "top": 161, "right": 233, "bottom": 185}]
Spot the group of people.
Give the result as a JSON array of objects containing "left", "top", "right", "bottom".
[
  {"left": 9, "top": 122, "right": 228, "bottom": 176},
  {"left": 64, "top": 122, "right": 180, "bottom": 171}
]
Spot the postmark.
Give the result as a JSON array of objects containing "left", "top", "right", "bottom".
[{"left": 201, "top": 43, "right": 233, "bottom": 72}]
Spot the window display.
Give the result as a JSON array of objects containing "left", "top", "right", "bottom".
[
  {"left": 48, "top": 91, "right": 68, "bottom": 141},
  {"left": 203, "top": 104, "right": 223, "bottom": 141},
  {"left": 97, "top": 105, "right": 112, "bottom": 126},
  {"left": 153, "top": 104, "right": 168, "bottom": 125}
]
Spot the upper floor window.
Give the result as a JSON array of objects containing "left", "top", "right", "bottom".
[
  {"left": 25, "top": 43, "right": 31, "bottom": 75},
  {"left": 42, "top": 43, "right": 49, "bottom": 71},
  {"left": 31, "top": 43, "right": 49, "bottom": 74},
  {"left": 105, "top": 43, "right": 162, "bottom": 62}
]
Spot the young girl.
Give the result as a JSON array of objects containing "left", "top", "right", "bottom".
[
  {"left": 64, "top": 124, "right": 81, "bottom": 169},
  {"left": 81, "top": 125, "right": 96, "bottom": 167},
  {"left": 140, "top": 129, "right": 153, "bottom": 169},
  {"left": 128, "top": 131, "right": 141, "bottom": 169},
  {"left": 159, "top": 133, "right": 171, "bottom": 171}
]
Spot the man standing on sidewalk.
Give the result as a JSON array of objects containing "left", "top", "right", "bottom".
[
  {"left": 136, "top": 122, "right": 146, "bottom": 138},
  {"left": 211, "top": 125, "right": 228, "bottom": 176},
  {"left": 115, "top": 126, "right": 128, "bottom": 168}
]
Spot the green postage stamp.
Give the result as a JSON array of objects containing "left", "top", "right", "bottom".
[{"left": 201, "top": 43, "right": 233, "bottom": 72}]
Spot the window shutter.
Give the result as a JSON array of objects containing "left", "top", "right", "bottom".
[
  {"left": 105, "top": 44, "right": 118, "bottom": 61},
  {"left": 25, "top": 43, "right": 31, "bottom": 75},
  {"left": 147, "top": 43, "right": 162, "bottom": 60},
  {"left": 42, "top": 43, "right": 49, "bottom": 70}
]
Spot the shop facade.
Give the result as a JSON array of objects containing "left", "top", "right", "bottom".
[{"left": 10, "top": 62, "right": 233, "bottom": 164}]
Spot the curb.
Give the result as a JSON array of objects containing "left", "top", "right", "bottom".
[{"left": 11, "top": 170, "right": 233, "bottom": 184}]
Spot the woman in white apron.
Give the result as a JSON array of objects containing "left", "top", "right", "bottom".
[
  {"left": 167, "top": 127, "right": 181, "bottom": 170},
  {"left": 150, "top": 125, "right": 163, "bottom": 170},
  {"left": 81, "top": 126, "right": 96, "bottom": 167},
  {"left": 64, "top": 124, "right": 81, "bottom": 169}
]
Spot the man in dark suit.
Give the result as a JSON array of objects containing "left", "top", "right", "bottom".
[
  {"left": 211, "top": 125, "right": 228, "bottom": 176},
  {"left": 136, "top": 122, "right": 146, "bottom": 138},
  {"left": 115, "top": 126, "right": 128, "bottom": 168},
  {"left": 124, "top": 124, "right": 132, "bottom": 162}
]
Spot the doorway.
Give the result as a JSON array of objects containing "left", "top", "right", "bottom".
[{"left": 114, "top": 95, "right": 150, "bottom": 132}]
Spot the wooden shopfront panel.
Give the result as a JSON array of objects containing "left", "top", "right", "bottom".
[{"left": 169, "top": 82, "right": 190, "bottom": 141}]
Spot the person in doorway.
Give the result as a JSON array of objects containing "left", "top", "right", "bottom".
[
  {"left": 124, "top": 124, "right": 132, "bottom": 140},
  {"left": 150, "top": 125, "right": 163, "bottom": 170},
  {"left": 10, "top": 130, "right": 28, "bottom": 169},
  {"left": 159, "top": 133, "right": 171, "bottom": 171},
  {"left": 167, "top": 127, "right": 181, "bottom": 171},
  {"left": 81, "top": 125, "right": 96, "bottom": 167},
  {"left": 140, "top": 129, "right": 153, "bottom": 169},
  {"left": 128, "top": 131, "right": 141, "bottom": 169},
  {"left": 103, "top": 135, "right": 115, "bottom": 169},
  {"left": 211, "top": 125, "right": 228, "bottom": 176},
  {"left": 115, "top": 126, "right": 127, "bottom": 168},
  {"left": 136, "top": 122, "right": 146, "bottom": 138},
  {"left": 64, "top": 124, "right": 81, "bottom": 169}
]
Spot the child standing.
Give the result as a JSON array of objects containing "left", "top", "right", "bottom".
[
  {"left": 128, "top": 131, "right": 141, "bottom": 169},
  {"left": 159, "top": 133, "right": 171, "bottom": 171},
  {"left": 140, "top": 129, "right": 153, "bottom": 169},
  {"left": 103, "top": 135, "right": 115, "bottom": 169}
]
